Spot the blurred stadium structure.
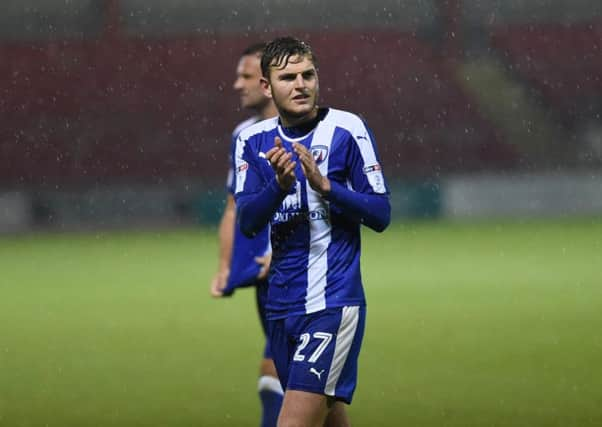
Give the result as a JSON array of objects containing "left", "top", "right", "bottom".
[{"left": 1, "top": 0, "right": 601, "bottom": 231}]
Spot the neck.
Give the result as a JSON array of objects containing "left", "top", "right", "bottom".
[
  {"left": 279, "top": 106, "right": 319, "bottom": 128},
  {"left": 258, "top": 102, "right": 278, "bottom": 120}
]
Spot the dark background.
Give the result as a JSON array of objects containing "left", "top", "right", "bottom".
[{"left": 1, "top": 0, "right": 601, "bottom": 228}]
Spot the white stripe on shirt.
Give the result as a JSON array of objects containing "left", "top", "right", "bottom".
[
  {"left": 234, "top": 136, "right": 248, "bottom": 194},
  {"left": 304, "top": 122, "right": 335, "bottom": 314}
]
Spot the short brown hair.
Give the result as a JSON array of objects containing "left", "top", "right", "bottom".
[{"left": 261, "top": 36, "right": 317, "bottom": 78}]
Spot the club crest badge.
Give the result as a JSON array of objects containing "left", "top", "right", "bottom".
[{"left": 311, "top": 145, "right": 329, "bottom": 165}]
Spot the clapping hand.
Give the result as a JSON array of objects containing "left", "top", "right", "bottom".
[
  {"left": 266, "top": 137, "right": 296, "bottom": 191},
  {"left": 293, "top": 142, "right": 331, "bottom": 195}
]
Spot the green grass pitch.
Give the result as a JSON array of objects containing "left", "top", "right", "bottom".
[{"left": 1, "top": 219, "right": 601, "bottom": 426}]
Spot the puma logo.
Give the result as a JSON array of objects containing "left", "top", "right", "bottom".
[{"left": 309, "top": 368, "right": 325, "bottom": 381}]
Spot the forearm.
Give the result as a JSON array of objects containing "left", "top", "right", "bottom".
[
  {"left": 237, "top": 178, "right": 287, "bottom": 237},
  {"left": 216, "top": 195, "right": 235, "bottom": 272},
  {"left": 326, "top": 181, "right": 391, "bottom": 232}
]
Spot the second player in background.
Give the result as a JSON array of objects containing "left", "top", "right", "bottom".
[{"left": 210, "top": 43, "right": 282, "bottom": 427}]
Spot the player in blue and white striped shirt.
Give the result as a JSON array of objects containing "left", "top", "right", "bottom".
[
  {"left": 234, "top": 37, "right": 390, "bottom": 427},
  {"left": 209, "top": 43, "right": 283, "bottom": 427}
]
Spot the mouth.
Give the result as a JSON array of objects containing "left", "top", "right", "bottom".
[{"left": 292, "top": 94, "right": 310, "bottom": 102}]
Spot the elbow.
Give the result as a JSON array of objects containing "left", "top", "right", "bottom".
[
  {"left": 358, "top": 197, "right": 391, "bottom": 232},
  {"left": 362, "top": 211, "right": 390, "bottom": 233},
  {"left": 376, "top": 221, "right": 390, "bottom": 233},
  {"left": 371, "top": 201, "right": 391, "bottom": 233},
  {"left": 372, "top": 213, "right": 390, "bottom": 233},
  {"left": 240, "top": 222, "right": 257, "bottom": 238},
  {"left": 236, "top": 203, "right": 257, "bottom": 238}
]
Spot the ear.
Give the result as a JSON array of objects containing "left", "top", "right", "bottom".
[{"left": 260, "top": 76, "right": 272, "bottom": 99}]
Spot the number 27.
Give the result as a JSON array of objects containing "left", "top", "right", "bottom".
[{"left": 293, "top": 332, "right": 333, "bottom": 363}]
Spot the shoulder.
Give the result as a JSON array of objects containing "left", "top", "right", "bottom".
[
  {"left": 324, "top": 108, "right": 367, "bottom": 133},
  {"left": 232, "top": 116, "right": 260, "bottom": 140},
  {"left": 237, "top": 116, "right": 279, "bottom": 143},
  {"left": 323, "top": 109, "right": 374, "bottom": 150},
  {"left": 232, "top": 116, "right": 259, "bottom": 140}
]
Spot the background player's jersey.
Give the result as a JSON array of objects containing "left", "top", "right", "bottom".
[
  {"left": 234, "top": 108, "right": 390, "bottom": 318},
  {"left": 226, "top": 116, "right": 261, "bottom": 195},
  {"left": 222, "top": 116, "right": 270, "bottom": 296}
]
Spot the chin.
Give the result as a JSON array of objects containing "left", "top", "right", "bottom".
[{"left": 288, "top": 105, "right": 315, "bottom": 117}]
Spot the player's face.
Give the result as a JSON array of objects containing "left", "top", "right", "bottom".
[
  {"left": 262, "top": 54, "right": 319, "bottom": 124},
  {"left": 233, "top": 54, "right": 269, "bottom": 111}
]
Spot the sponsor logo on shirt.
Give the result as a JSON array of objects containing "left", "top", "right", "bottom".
[
  {"left": 364, "top": 163, "right": 386, "bottom": 193},
  {"left": 273, "top": 184, "right": 329, "bottom": 224},
  {"left": 237, "top": 162, "right": 249, "bottom": 172},
  {"left": 281, "top": 184, "right": 302, "bottom": 211},
  {"left": 273, "top": 208, "right": 329, "bottom": 223},
  {"left": 363, "top": 164, "right": 381, "bottom": 173},
  {"left": 273, "top": 183, "right": 303, "bottom": 223},
  {"left": 273, "top": 211, "right": 302, "bottom": 223},
  {"left": 308, "top": 207, "right": 329, "bottom": 221}
]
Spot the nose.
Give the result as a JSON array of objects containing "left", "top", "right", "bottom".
[
  {"left": 233, "top": 77, "right": 243, "bottom": 91},
  {"left": 294, "top": 74, "right": 305, "bottom": 88}
]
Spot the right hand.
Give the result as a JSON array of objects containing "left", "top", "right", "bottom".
[
  {"left": 210, "top": 269, "right": 229, "bottom": 298},
  {"left": 266, "top": 136, "right": 296, "bottom": 191},
  {"left": 293, "top": 141, "right": 330, "bottom": 196}
]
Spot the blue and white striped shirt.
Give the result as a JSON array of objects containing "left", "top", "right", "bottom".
[
  {"left": 221, "top": 115, "right": 271, "bottom": 296},
  {"left": 234, "top": 108, "right": 390, "bottom": 319}
]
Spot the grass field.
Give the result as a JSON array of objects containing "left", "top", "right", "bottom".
[{"left": 1, "top": 219, "right": 601, "bottom": 426}]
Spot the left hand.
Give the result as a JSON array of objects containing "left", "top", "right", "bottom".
[{"left": 293, "top": 142, "right": 331, "bottom": 195}]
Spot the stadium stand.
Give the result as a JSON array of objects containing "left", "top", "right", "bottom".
[
  {"left": 0, "top": 30, "right": 517, "bottom": 186},
  {"left": 491, "top": 21, "right": 602, "bottom": 127}
]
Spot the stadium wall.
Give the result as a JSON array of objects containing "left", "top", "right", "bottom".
[
  {"left": 0, "top": 192, "right": 32, "bottom": 232},
  {"left": 4, "top": 173, "right": 602, "bottom": 233},
  {"left": 442, "top": 172, "right": 602, "bottom": 219}
]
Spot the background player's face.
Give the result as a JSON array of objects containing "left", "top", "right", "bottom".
[
  {"left": 233, "top": 54, "right": 269, "bottom": 111},
  {"left": 263, "top": 54, "right": 319, "bottom": 122}
]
